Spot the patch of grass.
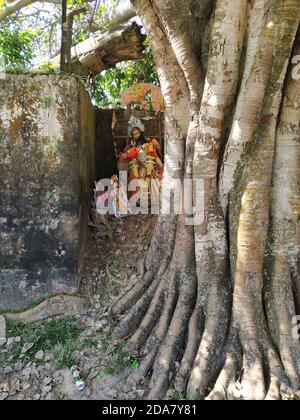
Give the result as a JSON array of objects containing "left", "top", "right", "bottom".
[
  {"left": 102, "top": 341, "right": 141, "bottom": 376},
  {"left": 98, "top": 316, "right": 141, "bottom": 377},
  {"left": 51, "top": 343, "right": 78, "bottom": 370},
  {"left": 98, "top": 255, "right": 107, "bottom": 271},
  {"left": 110, "top": 280, "right": 121, "bottom": 294},
  {"left": 140, "top": 376, "right": 150, "bottom": 386},
  {"left": 168, "top": 389, "right": 185, "bottom": 400},
  {"left": 81, "top": 338, "right": 98, "bottom": 349},
  {"left": 109, "top": 259, "right": 122, "bottom": 273},
  {"left": 42, "top": 317, "right": 82, "bottom": 345},
  {"left": 286, "top": 394, "right": 300, "bottom": 400},
  {"left": 4, "top": 316, "right": 83, "bottom": 368}
]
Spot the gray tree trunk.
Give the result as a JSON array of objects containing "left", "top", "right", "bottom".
[{"left": 110, "top": 0, "right": 300, "bottom": 400}]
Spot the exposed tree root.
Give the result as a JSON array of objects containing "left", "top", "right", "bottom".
[
  {"left": 148, "top": 266, "right": 197, "bottom": 399},
  {"left": 186, "top": 278, "right": 231, "bottom": 399},
  {"left": 4, "top": 295, "right": 88, "bottom": 324},
  {"left": 124, "top": 268, "right": 178, "bottom": 353},
  {"left": 207, "top": 287, "right": 298, "bottom": 401},
  {"left": 206, "top": 338, "right": 241, "bottom": 400},
  {"left": 173, "top": 307, "right": 204, "bottom": 395},
  {"left": 110, "top": 217, "right": 177, "bottom": 317}
]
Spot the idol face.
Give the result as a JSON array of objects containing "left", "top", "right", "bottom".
[{"left": 132, "top": 128, "right": 142, "bottom": 140}]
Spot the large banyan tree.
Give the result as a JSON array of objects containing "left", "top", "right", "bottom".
[{"left": 110, "top": 0, "right": 300, "bottom": 400}]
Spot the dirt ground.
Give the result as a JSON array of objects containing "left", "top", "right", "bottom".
[{"left": 0, "top": 215, "right": 159, "bottom": 401}]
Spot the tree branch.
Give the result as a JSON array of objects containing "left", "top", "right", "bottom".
[
  {"left": 48, "top": 22, "right": 146, "bottom": 76},
  {"left": 0, "top": 0, "right": 96, "bottom": 22},
  {"left": 110, "top": 0, "right": 136, "bottom": 25},
  {"left": 66, "top": 7, "right": 87, "bottom": 69},
  {"left": 0, "top": 0, "right": 62, "bottom": 22}
]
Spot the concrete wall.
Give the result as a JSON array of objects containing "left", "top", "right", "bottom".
[{"left": 0, "top": 74, "right": 95, "bottom": 310}]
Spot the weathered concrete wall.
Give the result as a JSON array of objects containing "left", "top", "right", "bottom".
[{"left": 0, "top": 74, "right": 95, "bottom": 310}]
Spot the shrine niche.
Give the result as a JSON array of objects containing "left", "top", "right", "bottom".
[
  {"left": 113, "top": 83, "right": 165, "bottom": 158},
  {"left": 94, "top": 83, "right": 165, "bottom": 183},
  {"left": 92, "top": 84, "right": 165, "bottom": 220}
]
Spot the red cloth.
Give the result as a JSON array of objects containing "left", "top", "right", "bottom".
[{"left": 126, "top": 147, "right": 140, "bottom": 160}]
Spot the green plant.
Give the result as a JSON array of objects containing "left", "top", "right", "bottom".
[
  {"left": 110, "top": 259, "right": 122, "bottom": 272},
  {"left": 51, "top": 343, "right": 78, "bottom": 369},
  {"left": 140, "top": 376, "right": 150, "bottom": 386},
  {"left": 5, "top": 316, "right": 83, "bottom": 367},
  {"left": 0, "top": 22, "right": 37, "bottom": 70},
  {"left": 91, "top": 40, "right": 159, "bottom": 108},
  {"left": 168, "top": 389, "right": 185, "bottom": 401}
]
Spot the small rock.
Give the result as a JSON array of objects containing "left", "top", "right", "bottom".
[
  {"left": 43, "top": 363, "right": 52, "bottom": 371},
  {"left": 0, "top": 338, "right": 6, "bottom": 347},
  {"left": 123, "top": 384, "right": 131, "bottom": 393},
  {"left": 4, "top": 378, "right": 21, "bottom": 394},
  {"left": 6, "top": 337, "right": 19, "bottom": 352},
  {"left": 33, "top": 394, "right": 41, "bottom": 400},
  {"left": 21, "top": 342, "right": 35, "bottom": 355},
  {"left": 21, "top": 367, "right": 32, "bottom": 380},
  {"left": 136, "top": 389, "right": 145, "bottom": 398},
  {"left": 83, "top": 387, "right": 92, "bottom": 398},
  {"left": 106, "top": 389, "right": 118, "bottom": 399},
  {"left": 127, "top": 391, "right": 137, "bottom": 400},
  {"left": 41, "top": 385, "right": 52, "bottom": 397},
  {"left": 0, "top": 393, "right": 8, "bottom": 401},
  {"left": 2, "top": 382, "right": 10, "bottom": 393},
  {"left": 3, "top": 366, "right": 13, "bottom": 375},
  {"left": 34, "top": 350, "right": 45, "bottom": 361},
  {"left": 42, "top": 377, "right": 52, "bottom": 386},
  {"left": 44, "top": 352, "right": 52, "bottom": 362},
  {"left": 45, "top": 392, "right": 56, "bottom": 400},
  {"left": 93, "top": 321, "right": 103, "bottom": 332},
  {"left": 13, "top": 362, "right": 23, "bottom": 372}
]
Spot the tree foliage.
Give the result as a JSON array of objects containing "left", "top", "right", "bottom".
[
  {"left": 91, "top": 40, "right": 159, "bottom": 108},
  {"left": 0, "top": 18, "right": 37, "bottom": 70},
  {"left": 0, "top": 0, "right": 114, "bottom": 68}
]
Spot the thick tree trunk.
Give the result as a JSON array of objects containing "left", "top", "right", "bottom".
[
  {"left": 110, "top": 0, "right": 300, "bottom": 400},
  {"left": 50, "top": 22, "right": 146, "bottom": 76}
]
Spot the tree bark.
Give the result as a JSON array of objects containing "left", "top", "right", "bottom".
[
  {"left": 110, "top": 0, "right": 300, "bottom": 400},
  {"left": 110, "top": 0, "right": 136, "bottom": 26},
  {"left": 49, "top": 22, "right": 146, "bottom": 76},
  {"left": 60, "top": 0, "right": 68, "bottom": 72}
]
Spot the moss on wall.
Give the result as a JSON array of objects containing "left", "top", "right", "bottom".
[{"left": 0, "top": 74, "right": 95, "bottom": 310}]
